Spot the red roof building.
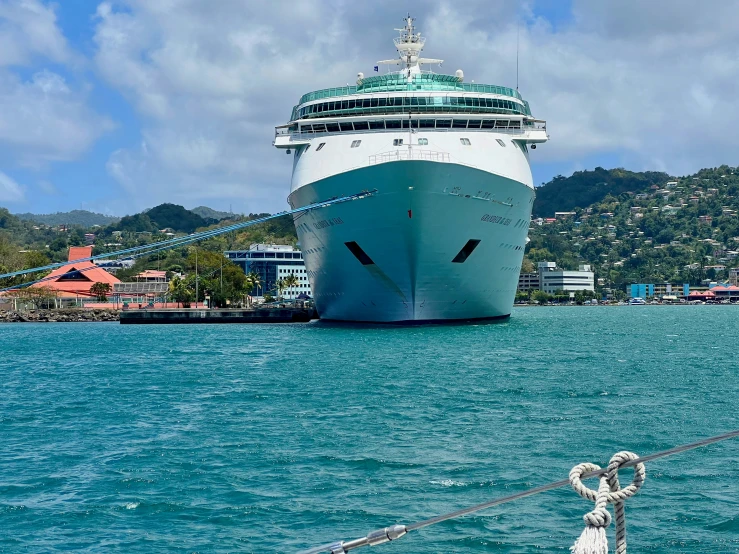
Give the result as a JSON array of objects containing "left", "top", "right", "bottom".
[
  {"left": 33, "top": 246, "right": 120, "bottom": 298},
  {"left": 709, "top": 284, "right": 739, "bottom": 299},
  {"left": 686, "top": 290, "right": 716, "bottom": 301},
  {"left": 133, "top": 270, "right": 168, "bottom": 282}
]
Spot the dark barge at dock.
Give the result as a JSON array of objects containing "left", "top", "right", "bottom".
[{"left": 120, "top": 307, "right": 315, "bottom": 324}]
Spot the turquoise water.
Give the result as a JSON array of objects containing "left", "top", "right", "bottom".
[{"left": 1, "top": 306, "right": 738, "bottom": 553}]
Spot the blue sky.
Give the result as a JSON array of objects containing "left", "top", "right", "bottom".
[{"left": 0, "top": 0, "right": 737, "bottom": 215}]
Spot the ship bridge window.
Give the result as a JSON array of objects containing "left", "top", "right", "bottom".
[
  {"left": 351, "top": 140, "right": 362, "bottom": 148},
  {"left": 420, "top": 119, "right": 435, "bottom": 129},
  {"left": 418, "top": 138, "right": 428, "bottom": 145},
  {"left": 496, "top": 139, "right": 507, "bottom": 147},
  {"left": 453, "top": 119, "right": 468, "bottom": 129},
  {"left": 316, "top": 142, "right": 326, "bottom": 151},
  {"left": 385, "top": 120, "right": 401, "bottom": 129},
  {"left": 339, "top": 122, "right": 354, "bottom": 131},
  {"left": 326, "top": 123, "right": 340, "bottom": 133},
  {"left": 436, "top": 119, "right": 452, "bottom": 128},
  {"left": 460, "top": 138, "right": 471, "bottom": 146},
  {"left": 369, "top": 120, "right": 385, "bottom": 130},
  {"left": 393, "top": 139, "right": 404, "bottom": 146},
  {"left": 481, "top": 120, "right": 495, "bottom": 129}
]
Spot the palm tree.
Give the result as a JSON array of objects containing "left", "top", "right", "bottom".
[
  {"left": 90, "top": 282, "right": 111, "bottom": 302},
  {"left": 275, "top": 277, "right": 286, "bottom": 299},
  {"left": 169, "top": 275, "right": 192, "bottom": 308},
  {"left": 247, "top": 271, "right": 261, "bottom": 296},
  {"left": 283, "top": 273, "right": 299, "bottom": 298}
]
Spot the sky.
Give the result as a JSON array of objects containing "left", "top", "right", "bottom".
[{"left": 1, "top": 0, "right": 738, "bottom": 216}]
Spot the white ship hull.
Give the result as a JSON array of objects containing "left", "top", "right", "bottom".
[{"left": 288, "top": 134, "right": 534, "bottom": 322}]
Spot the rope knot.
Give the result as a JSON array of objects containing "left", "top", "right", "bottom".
[
  {"left": 569, "top": 452, "right": 646, "bottom": 554},
  {"left": 583, "top": 506, "right": 611, "bottom": 528}
]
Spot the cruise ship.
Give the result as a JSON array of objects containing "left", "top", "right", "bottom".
[{"left": 273, "top": 17, "right": 548, "bottom": 322}]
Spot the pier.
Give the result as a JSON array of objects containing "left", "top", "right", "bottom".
[{"left": 119, "top": 307, "right": 315, "bottom": 324}]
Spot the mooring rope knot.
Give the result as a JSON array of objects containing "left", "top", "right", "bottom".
[{"left": 569, "top": 451, "right": 646, "bottom": 554}]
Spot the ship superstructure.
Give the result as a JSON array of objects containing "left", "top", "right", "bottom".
[{"left": 273, "top": 16, "right": 548, "bottom": 322}]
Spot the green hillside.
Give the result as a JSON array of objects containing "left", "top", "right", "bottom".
[
  {"left": 526, "top": 165, "right": 739, "bottom": 290},
  {"left": 533, "top": 167, "right": 670, "bottom": 217},
  {"left": 190, "top": 206, "right": 234, "bottom": 220},
  {"left": 14, "top": 210, "right": 119, "bottom": 227}
]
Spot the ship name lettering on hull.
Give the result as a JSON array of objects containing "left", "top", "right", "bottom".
[
  {"left": 313, "top": 217, "right": 345, "bottom": 230},
  {"left": 481, "top": 214, "right": 512, "bottom": 226}
]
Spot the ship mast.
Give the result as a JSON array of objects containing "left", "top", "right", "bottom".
[{"left": 376, "top": 15, "right": 443, "bottom": 81}]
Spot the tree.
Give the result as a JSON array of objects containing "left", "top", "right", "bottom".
[
  {"left": 531, "top": 290, "right": 552, "bottom": 304},
  {"left": 90, "top": 282, "right": 112, "bottom": 301},
  {"left": 282, "top": 273, "right": 299, "bottom": 297},
  {"left": 184, "top": 249, "right": 246, "bottom": 307},
  {"left": 168, "top": 275, "right": 193, "bottom": 307},
  {"left": 247, "top": 271, "right": 261, "bottom": 296},
  {"left": 7, "top": 286, "right": 57, "bottom": 310},
  {"left": 275, "top": 277, "right": 286, "bottom": 298}
]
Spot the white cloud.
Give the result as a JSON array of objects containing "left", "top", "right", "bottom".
[
  {"left": 0, "top": 1, "right": 113, "bottom": 170},
  {"left": 93, "top": 0, "right": 739, "bottom": 212},
  {"left": 0, "top": 69, "right": 114, "bottom": 166},
  {"left": 0, "top": 0, "right": 72, "bottom": 66},
  {"left": 0, "top": 170, "right": 24, "bottom": 202}
]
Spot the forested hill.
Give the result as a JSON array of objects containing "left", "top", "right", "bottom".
[
  {"left": 533, "top": 167, "right": 671, "bottom": 217},
  {"left": 190, "top": 206, "right": 233, "bottom": 220},
  {"left": 525, "top": 164, "right": 739, "bottom": 291},
  {"left": 15, "top": 210, "right": 119, "bottom": 227}
]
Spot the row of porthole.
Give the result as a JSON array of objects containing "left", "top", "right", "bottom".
[
  {"left": 501, "top": 266, "right": 521, "bottom": 272},
  {"left": 513, "top": 219, "right": 530, "bottom": 229},
  {"left": 314, "top": 291, "right": 346, "bottom": 298},
  {"left": 303, "top": 136, "right": 518, "bottom": 154},
  {"left": 500, "top": 243, "right": 524, "bottom": 251}
]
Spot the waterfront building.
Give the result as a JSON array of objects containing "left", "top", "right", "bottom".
[
  {"left": 30, "top": 246, "right": 120, "bottom": 301},
  {"left": 517, "top": 271, "right": 541, "bottom": 291},
  {"left": 629, "top": 283, "right": 691, "bottom": 299},
  {"left": 539, "top": 263, "right": 594, "bottom": 294},
  {"left": 224, "top": 244, "right": 311, "bottom": 299},
  {"left": 708, "top": 283, "right": 739, "bottom": 301},
  {"left": 272, "top": 16, "right": 547, "bottom": 321},
  {"left": 517, "top": 261, "right": 594, "bottom": 293}
]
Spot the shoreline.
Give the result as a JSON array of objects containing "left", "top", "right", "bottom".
[{"left": 0, "top": 309, "right": 120, "bottom": 323}]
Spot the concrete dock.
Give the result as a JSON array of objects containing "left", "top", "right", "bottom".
[{"left": 120, "top": 307, "right": 315, "bottom": 324}]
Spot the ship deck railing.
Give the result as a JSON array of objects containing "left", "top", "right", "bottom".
[
  {"left": 368, "top": 150, "right": 451, "bottom": 165},
  {"left": 274, "top": 121, "right": 546, "bottom": 142}
]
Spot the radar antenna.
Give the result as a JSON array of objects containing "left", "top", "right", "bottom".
[{"left": 376, "top": 15, "right": 443, "bottom": 79}]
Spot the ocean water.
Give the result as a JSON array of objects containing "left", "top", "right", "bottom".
[{"left": 1, "top": 306, "right": 738, "bottom": 553}]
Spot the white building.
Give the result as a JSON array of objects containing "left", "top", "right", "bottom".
[
  {"left": 518, "top": 261, "right": 595, "bottom": 293},
  {"left": 224, "top": 244, "right": 312, "bottom": 300},
  {"left": 539, "top": 263, "right": 595, "bottom": 293}
]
